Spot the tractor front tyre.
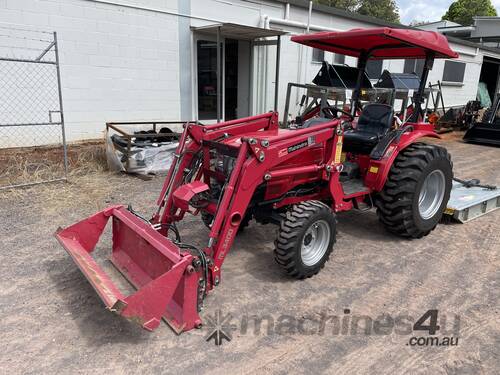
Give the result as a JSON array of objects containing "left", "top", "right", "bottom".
[
  {"left": 274, "top": 201, "right": 336, "bottom": 279},
  {"left": 375, "top": 143, "right": 452, "bottom": 238}
]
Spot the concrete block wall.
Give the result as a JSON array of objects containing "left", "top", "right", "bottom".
[{"left": 0, "top": 0, "right": 180, "bottom": 144}]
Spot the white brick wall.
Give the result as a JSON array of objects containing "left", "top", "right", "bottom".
[{"left": 1, "top": 0, "right": 180, "bottom": 143}]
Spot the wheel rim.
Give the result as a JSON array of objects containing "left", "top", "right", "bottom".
[
  {"left": 301, "top": 219, "right": 331, "bottom": 266},
  {"left": 418, "top": 169, "right": 446, "bottom": 220}
]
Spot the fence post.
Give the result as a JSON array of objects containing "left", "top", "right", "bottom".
[{"left": 54, "top": 31, "right": 68, "bottom": 179}]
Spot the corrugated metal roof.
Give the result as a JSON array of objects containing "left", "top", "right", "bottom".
[{"left": 191, "top": 23, "right": 287, "bottom": 41}]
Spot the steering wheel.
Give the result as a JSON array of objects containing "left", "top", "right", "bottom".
[{"left": 322, "top": 105, "right": 354, "bottom": 121}]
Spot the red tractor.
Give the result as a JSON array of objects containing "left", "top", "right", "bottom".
[{"left": 56, "top": 28, "right": 457, "bottom": 333}]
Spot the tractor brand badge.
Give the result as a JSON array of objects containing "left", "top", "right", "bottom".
[
  {"left": 287, "top": 140, "right": 308, "bottom": 154},
  {"left": 280, "top": 137, "right": 315, "bottom": 157}
]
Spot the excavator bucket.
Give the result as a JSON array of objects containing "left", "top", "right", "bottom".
[{"left": 55, "top": 205, "right": 201, "bottom": 333}]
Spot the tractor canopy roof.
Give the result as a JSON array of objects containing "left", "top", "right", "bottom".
[{"left": 291, "top": 27, "right": 458, "bottom": 60}]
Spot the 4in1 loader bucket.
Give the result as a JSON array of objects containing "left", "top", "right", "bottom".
[
  {"left": 463, "top": 122, "right": 500, "bottom": 146},
  {"left": 55, "top": 205, "right": 201, "bottom": 333}
]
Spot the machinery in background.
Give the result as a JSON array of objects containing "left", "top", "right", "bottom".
[
  {"left": 285, "top": 63, "right": 435, "bottom": 127},
  {"left": 463, "top": 95, "right": 500, "bottom": 146},
  {"left": 374, "top": 70, "right": 422, "bottom": 122},
  {"left": 283, "top": 62, "right": 373, "bottom": 126},
  {"left": 456, "top": 100, "right": 482, "bottom": 130}
]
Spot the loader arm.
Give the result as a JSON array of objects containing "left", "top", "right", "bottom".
[{"left": 157, "top": 112, "right": 342, "bottom": 289}]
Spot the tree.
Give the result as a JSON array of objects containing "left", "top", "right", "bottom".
[
  {"left": 357, "top": 0, "right": 400, "bottom": 23},
  {"left": 314, "top": 1, "right": 359, "bottom": 12},
  {"left": 442, "top": 0, "right": 497, "bottom": 26},
  {"left": 313, "top": 0, "right": 400, "bottom": 24},
  {"left": 409, "top": 20, "right": 431, "bottom": 27}
]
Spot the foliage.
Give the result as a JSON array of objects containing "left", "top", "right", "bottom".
[
  {"left": 314, "top": 0, "right": 359, "bottom": 12},
  {"left": 442, "top": 0, "right": 497, "bottom": 26},
  {"left": 357, "top": 0, "right": 400, "bottom": 23},
  {"left": 313, "top": 0, "right": 400, "bottom": 23}
]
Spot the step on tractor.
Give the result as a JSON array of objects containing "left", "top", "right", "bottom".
[{"left": 56, "top": 28, "right": 457, "bottom": 333}]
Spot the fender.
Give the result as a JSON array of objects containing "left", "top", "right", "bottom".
[{"left": 364, "top": 128, "right": 440, "bottom": 192}]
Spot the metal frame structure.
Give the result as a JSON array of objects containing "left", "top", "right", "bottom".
[
  {"left": 0, "top": 28, "right": 67, "bottom": 190},
  {"left": 191, "top": 23, "right": 285, "bottom": 123},
  {"left": 106, "top": 121, "right": 188, "bottom": 171},
  {"left": 282, "top": 82, "right": 438, "bottom": 127}
]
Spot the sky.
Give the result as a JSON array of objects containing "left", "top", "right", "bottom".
[{"left": 397, "top": 0, "right": 500, "bottom": 24}]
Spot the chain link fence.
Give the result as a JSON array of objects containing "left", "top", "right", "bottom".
[{"left": 0, "top": 25, "right": 67, "bottom": 189}]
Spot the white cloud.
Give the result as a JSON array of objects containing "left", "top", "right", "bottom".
[{"left": 397, "top": 0, "right": 500, "bottom": 24}]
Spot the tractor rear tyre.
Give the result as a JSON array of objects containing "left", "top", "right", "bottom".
[
  {"left": 274, "top": 201, "right": 336, "bottom": 279},
  {"left": 375, "top": 142, "right": 452, "bottom": 238}
]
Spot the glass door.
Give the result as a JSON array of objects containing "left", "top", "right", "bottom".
[
  {"left": 195, "top": 35, "right": 250, "bottom": 122},
  {"left": 196, "top": 38, "right": 222, "bottom": 122}
]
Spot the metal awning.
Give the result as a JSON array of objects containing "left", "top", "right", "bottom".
[
  {"left": 191, "top": 23, "right": 287, "bottom": 41},
  {"left": 192, "top": 23, "right": 286, "bottom": 122}
]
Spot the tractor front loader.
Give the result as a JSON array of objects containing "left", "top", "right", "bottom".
[{"left": 56, "top": 27, "right": 458, "bottom": 333}]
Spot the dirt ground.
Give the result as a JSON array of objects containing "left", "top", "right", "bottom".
[{"left": 0, "top": 133, "right": 498, "bottom": 375}]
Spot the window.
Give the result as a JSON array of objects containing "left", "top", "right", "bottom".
[
  {"left": 197, "top": 40, "right": 218, "bottom": 120},
  {"left": 442, "top": 60, "right": 466, "bottom": 83},
  {"left": 312, "top": 48, "right": 325, "bottom": 63},
  {"left": 403, "top": 59, "right": 425, "bottom": 76},
  {"left": 366, "top": 59, "right": 383, "bottom": 79},
  {"left": 334, "top": 53, "right": 345, "bottom": 65}
]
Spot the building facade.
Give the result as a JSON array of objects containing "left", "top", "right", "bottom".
[{"left": 1, "top": 0, "right": 500, "bottom": 144}]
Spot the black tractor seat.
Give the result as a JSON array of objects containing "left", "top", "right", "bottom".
[{"left": 343, "top": 103, "right": 394, "bottom": 154}]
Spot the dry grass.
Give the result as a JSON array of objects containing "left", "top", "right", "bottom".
[
  {"left": 36, "top": 172, "right": 121, "bottom": 216},
  {"left": 0, "top": 141, "right": 107, "bottom": 187},
  {"left": 0, "top": 168, "right": 128, "bottom": 216},
  {"left": 0, "top": 140, "right": 124, "bottom": 210}
]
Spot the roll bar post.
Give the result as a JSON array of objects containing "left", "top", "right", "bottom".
[{"left": 410, "top": 52, "right": 435, "bottom": 122}]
